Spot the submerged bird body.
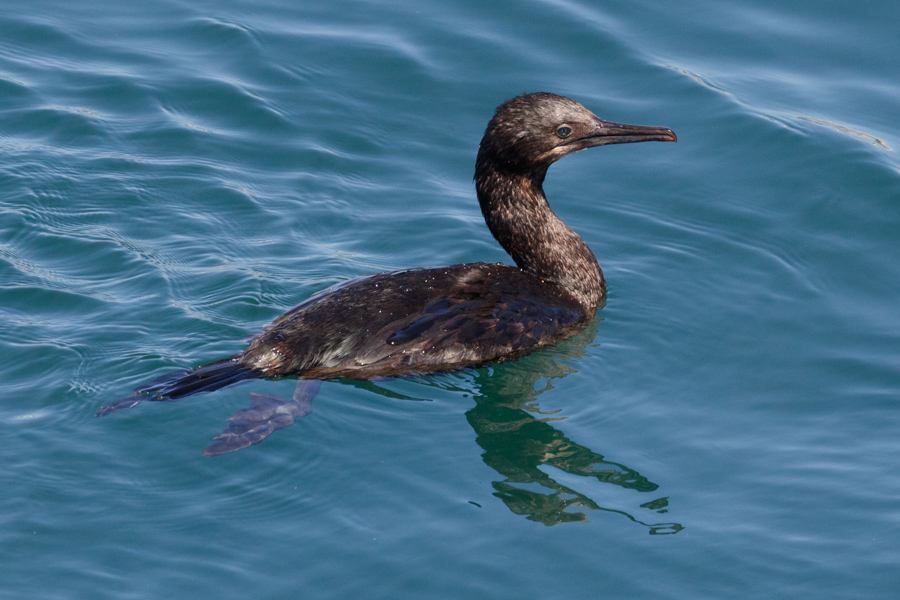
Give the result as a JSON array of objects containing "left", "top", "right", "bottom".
[{"left": 99, "top": 92, "right": 675, "bottom": 453}]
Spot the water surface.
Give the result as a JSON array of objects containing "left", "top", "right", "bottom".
[{"left": 2, "top": 0, "right": 899, "bottom": 598}]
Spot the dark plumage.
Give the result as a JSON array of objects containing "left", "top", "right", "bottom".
[{"left": 98, "top": 92, "right": 676, "bottom": 455}]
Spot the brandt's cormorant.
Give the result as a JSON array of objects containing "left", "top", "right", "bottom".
[{"left": 98, "top": 92, "right": 676, "bottom": 455}]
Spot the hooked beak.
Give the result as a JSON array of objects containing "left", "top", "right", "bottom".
[{"left": 564, "top": 119, "right": 677, "bottom": 149}]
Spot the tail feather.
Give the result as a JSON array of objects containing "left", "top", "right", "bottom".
[
  {"left": 97, "top": 357, "right": 261, "bottom": 417},
  {"left": 149, "top": 358, "right": 259, "bottom": 400}
]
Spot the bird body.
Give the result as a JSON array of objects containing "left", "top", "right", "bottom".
[{"left": 243, "top": 261, "right": 587, "bottom": 379}]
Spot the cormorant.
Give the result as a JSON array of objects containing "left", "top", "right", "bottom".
[{"left": 97, "top": 92, "right": 676, "bottom": 455}]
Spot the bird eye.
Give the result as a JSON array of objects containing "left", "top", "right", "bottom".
[{"left": 556, "top": 126, "right": 572, "bottom": 138}]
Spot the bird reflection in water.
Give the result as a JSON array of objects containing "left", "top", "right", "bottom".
[
  {"left": 335, "top": 319, "right": 681, "bottom": 533},
  {"left": 460, "top": 321, "right": 681, "bottom": 532}
]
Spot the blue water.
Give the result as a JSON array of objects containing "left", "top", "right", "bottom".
[{"left": 2, "top": 0, "right": 899, "bottom": 598}]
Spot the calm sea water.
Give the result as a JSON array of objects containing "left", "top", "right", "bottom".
[{"left": 2, "top": 0, "right": 899, "bottom": 598}]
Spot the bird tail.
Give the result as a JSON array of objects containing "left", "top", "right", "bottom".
[{"left": 96, "top": 357, "right": 261, "bottom": 417}]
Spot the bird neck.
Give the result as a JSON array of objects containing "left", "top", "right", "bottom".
[{"left": 474, "top": 162, "right": 606, "bottom": 312}]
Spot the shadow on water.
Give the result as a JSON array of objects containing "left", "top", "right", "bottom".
[{"left": 356, "top": 319, "right": 683, "bottom": 533}]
